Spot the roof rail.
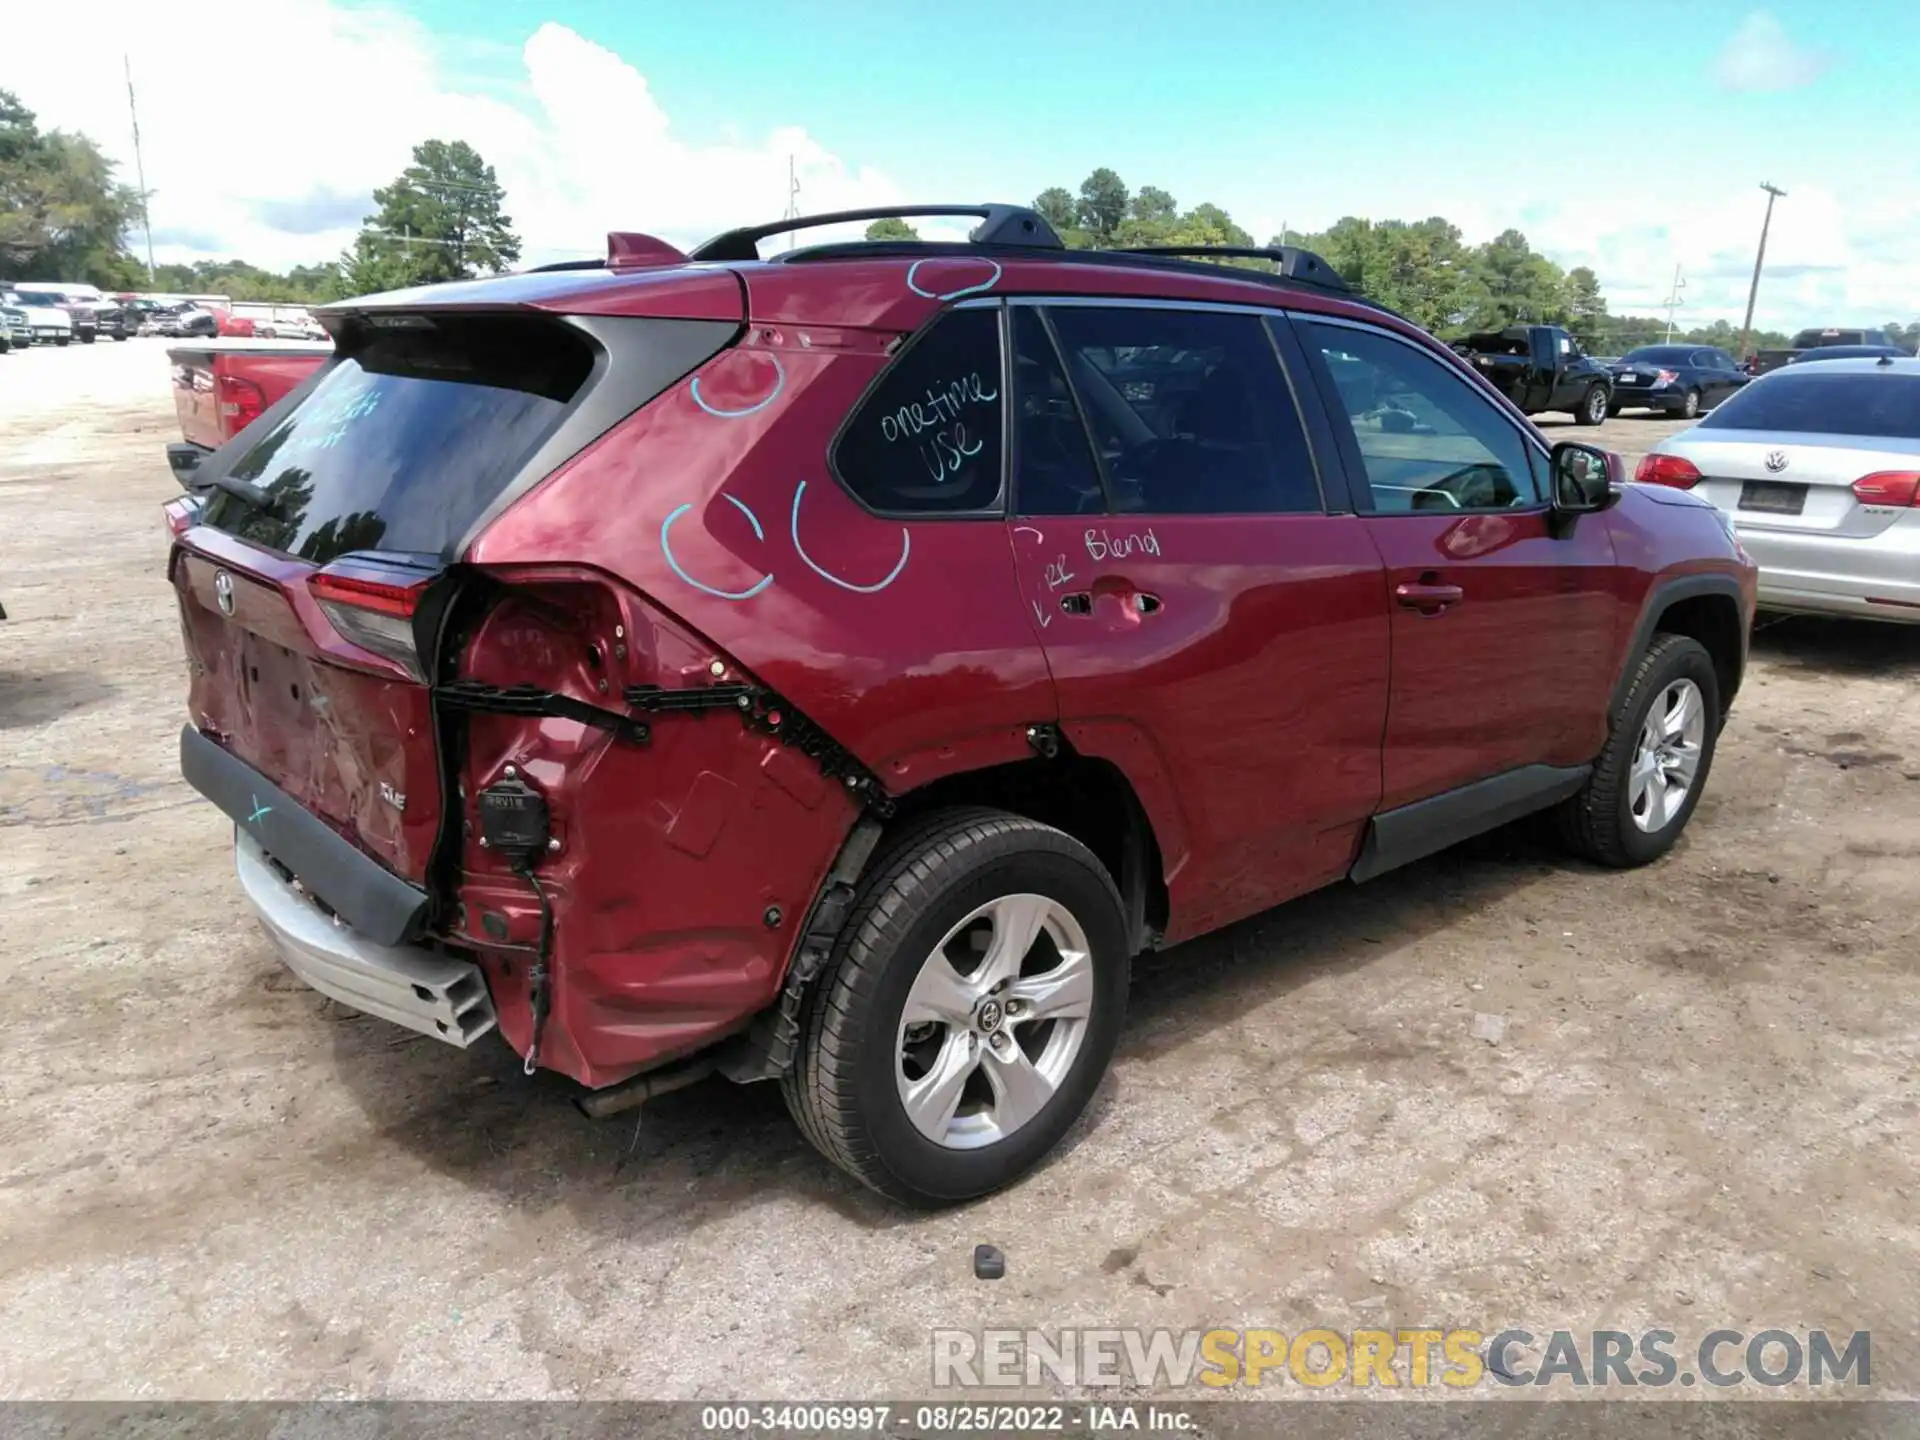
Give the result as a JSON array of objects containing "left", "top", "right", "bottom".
[
  {"left": 1112, "top": 245, "right": 1350, "bottom": 292},
  {"left": 690, "top": 204, "right": 1063, "bottom": 262}
]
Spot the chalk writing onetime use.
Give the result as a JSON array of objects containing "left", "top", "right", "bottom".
[{"left": 879, "top": 373, "right": 997, "bottom": 443}]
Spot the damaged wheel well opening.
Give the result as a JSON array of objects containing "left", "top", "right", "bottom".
[{"left": 888, "top": 751, "right": 1167, "bottom": 953}]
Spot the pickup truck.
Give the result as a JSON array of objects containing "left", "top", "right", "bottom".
[
  {"left": 1748, "top": 327, "right": 1906, "bottom": 377},
  {"left": 1448, "top": 324, "right": 1614, "bottom": 425},
  {"left": 166, "top": 339, "right": 331, "bottom": 490}
]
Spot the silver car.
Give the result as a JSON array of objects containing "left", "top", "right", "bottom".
[{"left": 1636, "top": 356, "right": 1920, "bottom": 624}]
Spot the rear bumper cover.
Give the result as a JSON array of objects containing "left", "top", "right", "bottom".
[
  {"left": 179, "top": 723, "right": 429, "bottom": 945},
  {"left": 236, "top": 828, "right": 497, "bottom": 1047}
]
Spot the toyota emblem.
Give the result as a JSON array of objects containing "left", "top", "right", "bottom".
[
  {"left": 213, "top": 570, "right": 235, "bottom": 616},
  {"left": 1764, "top": 450, "right": 1789, "bottom": 473}
]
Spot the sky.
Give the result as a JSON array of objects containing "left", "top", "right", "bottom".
[{"left": 4, "top": 1, "right": 1914, "bottom": 330}]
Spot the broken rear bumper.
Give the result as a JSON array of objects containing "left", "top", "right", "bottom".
[{"left": 236, "top": 827, "right": 498, "bottom": 1047}]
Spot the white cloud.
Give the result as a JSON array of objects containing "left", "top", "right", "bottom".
[
  {"left": 0, "top": 1, "right": 901, "bottom": 272},
  {"left": 1711, "top": 11, "right": 1831, "bottom": 93}
]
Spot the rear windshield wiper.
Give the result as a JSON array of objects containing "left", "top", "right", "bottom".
[{"left": 206, "top": 475, "right": 278, "bottom": 515}]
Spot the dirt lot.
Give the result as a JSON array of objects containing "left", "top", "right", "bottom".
[{"left": 3, "top": 339, "right": 1918, "bottom": 1402}]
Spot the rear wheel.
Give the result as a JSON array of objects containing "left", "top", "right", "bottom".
[
  {"left": 54, "top": 334, "right": 69, "bottom": 347},
  {"left": 782, "top": 808, "right": 1129, "bottom": 1206},
  {"left": 80, "top": 332, "right": 95, "bottom": 345},
  {"left": 1680, "top": 388, "right": 1701, "bottom": 419},
  {"left": 1575, "top": 384, "right": 1608, "bottom": 426},
  {"left": 1558, "top": 633, "right": 1720, "bottom": 867}
]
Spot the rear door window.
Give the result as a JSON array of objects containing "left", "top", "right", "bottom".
[
  {"left": 1010, "top": 308, "right": 1107, "bottom": 516},
  {"left": 833, "top": 308, "right": 1005, "bottom": 514},
  {"left": 1042, "top": 305, "right": 1322, "bottom": 515},
  {"left": 1700, "top": 371, "right": 1920, "bottom": 437},
  {"left": 204, "top": 314, "right": 595, "bottom": 564}
]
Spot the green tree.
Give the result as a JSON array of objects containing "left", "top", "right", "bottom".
[
  {"left": 863, "top": 217, "right": 920, "bottom": 242},
  {"left": 0, "top": 90, "right": 142, "bottom": 286},
  {"left": 1564, "top": 266, "right": 1608, "bottom": 349},
  {"left": 1075, "top": 168, "right": 1130, "bottom": 241},
  {"left": 1033, "top": 186, "right": 1077, "bottom": 233},
  {"left": 340, "top": 138, "right": 520, "bottom": 293},
  {"left": 1462, "top": 229, "right": 1567, "bottom": 330},
  {"left": 1130, "top": 186, "right": 1177, "bottom": 225}
]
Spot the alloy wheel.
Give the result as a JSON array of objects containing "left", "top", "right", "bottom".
[
  {"left": 1630, "top": 678, "right": 1706, "bottom": 832},
  {"left": 895, "top": 893, "right": 1093, "bottom": 1150}
]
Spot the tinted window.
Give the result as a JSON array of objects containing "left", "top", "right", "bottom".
[
  {"left": 1011, "top": 308, "right": 1105, "bottom": 516},
  {"left": 835, "top": 308, "right": 1004, "bottom": 514},
  {"left": 203, "top": 314, "right": 595, "bottom": 564},
  {"left": 1043, "top": 307, "right": 1320, "bottom": 515},
  {"left": 1699, "top": 371, "right": 1920, "bottom": 438},
  {"left": 1305, "top": 321, "right": 1544, "bottom": 513}
]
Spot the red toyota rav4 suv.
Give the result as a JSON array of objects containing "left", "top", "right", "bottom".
[{"left": 169, "top": 204, "right": 1755, "bottom": 1205}]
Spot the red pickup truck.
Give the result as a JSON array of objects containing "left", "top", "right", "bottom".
[{"left": 166, "top": 339, "right": 331, "bottom": 490}]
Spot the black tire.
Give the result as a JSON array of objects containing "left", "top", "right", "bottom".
[
  {"left": 54, "top": 334, "right": 69, "bottom": 347},
  {"left": 781, "top": 807, "right": 1130, "bottom": 1206},
  {"left": 1558, "top": 633, "right": 1721, "bottom": 868},
  {"left": 1575, "top": 384, "right": 1608, "bottom": 426},
  {"left": 1680, "top": 388, "right": 1701, "bottom": 419},
  {"left": 80, "top": 332, "right": 95, "bottom": 344}
]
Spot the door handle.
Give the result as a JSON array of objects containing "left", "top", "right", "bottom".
[
  {"left": 1058, "top": 590, "right": 1161, "bottom": 617},
  {"left": 1395, "top": 580, "right": 1464, "bottom": 612}
]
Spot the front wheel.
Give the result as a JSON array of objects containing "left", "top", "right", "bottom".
[
  {"left": 1575, "top": 384, "right": 1609, "bottom": 426},
  {"left": 782, "top": 808, "right": 1130, "bottom": 1206},
  {"left": 1558, "top": 633, "right": 1720, "bottom": 867},
  {"left": 80, "top": 332, "right": 95, "bottom": 344}
]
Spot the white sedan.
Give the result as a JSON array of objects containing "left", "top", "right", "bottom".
[{"left": 1635, "top": 356, "right": 1920, "bottom": 624}]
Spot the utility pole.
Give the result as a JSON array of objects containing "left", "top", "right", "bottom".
[
  {"left": 123, "top": 55, "right": 156, "bottom": 284},
  {"left": 782, "top": 154, "right": 801, "bottom": 252},
  {"left": 1738, "top": 182, "right": 1786, "bottom": 362},
  {"left": 1663, "top": 264, "right": 1686, "bottom": 342}
]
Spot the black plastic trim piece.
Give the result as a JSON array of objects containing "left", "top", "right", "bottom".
[
  {"left": 1349, "top": 763, "right": 1592, "bottom": 883},
  {"left": 1114, "top": 244, "right": 1349, "bottom": 292},
  {"left": 621, "top": 682, "right": 895, "bottom": 817},
  {"left": 437, "top": 681, "right": 651, "bottom": 746},
  {"left": 1608, "top": 573, "right": 1749, "bottom": 719},
  {"left": 179, "top": 724, "right": 430, "bottom": 946}
]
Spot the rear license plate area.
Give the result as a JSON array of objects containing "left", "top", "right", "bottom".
[{"left": 1738, "top": 481, "right": 1806, "bottom": 515}]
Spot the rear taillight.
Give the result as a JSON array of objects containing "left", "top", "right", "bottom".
[
  {"left": 310, "top": 565, "right": 435, "bottom": 679},
  {"left": 1635, "top": 453, "right": 1704, "bottom": 488},
  {"left": 161, "top": 496, "right": 201, "bottom": 538},
  {"left": 216, "top": 373, "right": 267, "bottom": 438},
  {"left": 1851, "top": 471, "right": 1920, "bottom": 507},
  {"left": 1654, "top": 369, "right": 1680, "bottom": 387}
]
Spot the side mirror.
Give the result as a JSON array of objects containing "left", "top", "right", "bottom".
[{"left": 1550, "top": 441, "right": 1619, "bottom": 514}]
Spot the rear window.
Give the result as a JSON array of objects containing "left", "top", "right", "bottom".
[
  {"left": 1622, "top": 347, "right": 1697, "bottom": 365},
  {"left": 1792, "top": 329, "right": 1867, "bottom": 349},
  {"left": 202, "top": 315, "right": 594, "bottom": 564},
  {"left": 1700, "top": 371, "right": 1920, "bottom": 439}
]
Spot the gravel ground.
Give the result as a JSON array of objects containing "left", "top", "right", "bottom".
[{"left": 3, "top": 338, "right": 1918, "bottom": 1402}]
